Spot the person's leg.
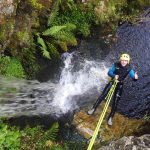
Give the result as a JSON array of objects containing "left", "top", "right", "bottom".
[
  {"left": 107, "top": 84, "right": 123, "bottom": 125},
  {"left": 88, "top": 81, "right": 113, "bottom": 115}
]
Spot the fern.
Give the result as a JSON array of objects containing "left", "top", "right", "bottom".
[
  {"left": 43, "top": 23, "right": 76, "bottom": 36},
  {"left": 43, "top": 25, "right": 66, "bottom": 36},
  {"left": 48, "top": 1, "right": 60, "bottom": 26},
  {"left": 48, "top": 0, "right": 77, "bottom": 27},
  {"left": 37, "top": 36, "right": 47, "bottom": 50},
  {"left": 42, "top": 48, "right": 51, "bottom": 59},
  {"left": 58, "top": 0, "right": 76, "bottom": 11},
  {"left": 66, "top": 0, "right": 76, "bottom": 10},
  {"left": 63, "top": 23, "right": 76, "bottom": 31},
  {"left": 42, "top": 24, "right": 77, "bottom": 52},
  {"left": 53, "top": 31, "right": 77, "bottom": 46},
  {"left": 37, "top": 36, "right": 51, "bottom": 59},
  {"left": 54, "top": 41, "right": 68, "bottom": 51},
  {"left": 44, "top": 122, "right": 59, "bottom": 141},
  {"left": 37, "top": 2, "right": 78, "bottom": 58},
  {"left": 47, "top": 43, "right": 60, "bottom": 58}
]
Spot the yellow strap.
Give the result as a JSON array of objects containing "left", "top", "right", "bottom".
[{"left": 87, "top": 80, "right": 118, "bottom": 150}]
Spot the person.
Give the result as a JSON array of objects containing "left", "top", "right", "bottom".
[{"left": 87, "top": 53, "right": 138, "bottom": 126}]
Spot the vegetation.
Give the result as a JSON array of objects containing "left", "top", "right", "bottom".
[
  {"left": 88, "top": 0, "right": 150, "bottom": 30},
  {"left": 21, "top": 123, "right": 60, "bottom": 149},
  {"left": 0, "top": 120, "right": 86, "bottom": 150},
  {"left": 35, "top": 0, "right": 95, "bottom": 60},
  {"left": 0, "top": 0, "right": 96, "bottom": 78},
  {"left": 17, "top": 47, "right": 39, "bottom": 79},
  {"left": 27, "top": 0, "right": 43, "bottom": 9},
  {"left": 36, "top": 23, "right": 77, "bottom": 59},
  {"left": 0, "top": 121, "right": 20, "bottom": 150},
  {"left": 0, "top": 56, "right": 25, "bottom": 78},
  {"left": 49, "top": 0, "right": 96, "bottom": 37}
]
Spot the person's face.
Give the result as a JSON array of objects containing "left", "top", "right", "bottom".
[{"left": 120, "top": 60, "right": 128, "bottom": 67}]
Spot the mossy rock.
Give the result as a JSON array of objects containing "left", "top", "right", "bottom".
[{"left": 73, "top": 103, "right": 149, "bottom": 147}]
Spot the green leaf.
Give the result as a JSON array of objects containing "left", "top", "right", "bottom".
[
  {"left": 37, "top": 36, "right": 47, "bottom": 51},
  {"left": 48, "top": 1, "right": 59, "bottom": 26},
  {"left": 55, "top": 41, "right": 68, "bottom": 51},
  {"left": 53, "top": 31, "right": 77, "bottom": 46},
  {"left": 43, "top": 25, "right": 66, "bottom": 36},
  {"left": 42, "top": 47, "right": 51, "bottom": 59},
  {"left": 44, "top": 122, "right": 59, "bottom": 141},
  {"left": 37, "top": 36, "right": 51, "bottom": 59},
  {"left": 0, "top": 124, "right": 20, "bottom": 150},
  {"left": 64, "top": 23, "right": 76, "bottom": 31},
  {"left": 47, "top": 43, "right": 60, "bottom": 57}
]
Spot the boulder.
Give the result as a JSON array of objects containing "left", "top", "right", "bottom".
[{"left": 98, "top": 134, "right": 150, "bottom": 150}]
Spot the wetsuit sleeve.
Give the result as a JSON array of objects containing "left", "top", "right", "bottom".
[
  {"left": 108, "top": 64, "right": 115, "bottom": 78},
  {"left": 129, "top": 69, "right": 138, "bottom": 81}
]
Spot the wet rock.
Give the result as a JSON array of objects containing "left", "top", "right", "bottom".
[
  {"left": 98, "top": 134, "right": 150, "bottom": 150},
  {"left": 72, "top": 103, "right": 150, "bottom": 144}
]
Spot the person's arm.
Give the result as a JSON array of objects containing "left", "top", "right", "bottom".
[
  {"left": 129, "top": 69, "right": 138, "bottom": 81},
  {"left": 108, "top": 64, "right": 115, "bottom": 78}
]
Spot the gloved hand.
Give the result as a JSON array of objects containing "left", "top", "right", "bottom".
[
  {"left": 134, "top": 72, "right": 138, "bottom": 80},
  {"left": 115, "top": 75, "right": 119, "bottom": 80}
]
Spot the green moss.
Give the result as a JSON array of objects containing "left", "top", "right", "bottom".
[
  {"left": 16, "top": 31, "right": 31, "bottom": 44},
  {"left": 0, "top": 20, "right": 15, "bottom": 44},
  {"left": 0, "top": 26, "right": 6, "bottom": 43},
  {"left": 18, "top": 47, "right": 39, "bottom": 79},
  {"left": 0, "top": 56, "right": 26, "bottom": 79},
  {"left": 31, "top": 12, "right": 40, "bottom": 28},
  {"left": 28, "top": 0, "right": 43, "bottom": 9},
  {"left": 87, "top": 0, "right": 150, "bottom": 30}
]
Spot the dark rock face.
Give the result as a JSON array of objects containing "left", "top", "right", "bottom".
[
  {"left": 106, "top": 8, "right": 150, "bottom": 118},
  {"left": 98, "top": 134, "right": 150, "bottom": 150}
]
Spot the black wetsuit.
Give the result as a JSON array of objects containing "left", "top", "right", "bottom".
[{"left": 92, "top": 62, "right": 136, "bottom": 120}]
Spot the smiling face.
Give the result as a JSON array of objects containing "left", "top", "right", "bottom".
[{"left": 120, "top": 60, "right": 128, "bottom": 67}]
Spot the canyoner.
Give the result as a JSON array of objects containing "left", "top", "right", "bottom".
[
  {"left": 87, "top": 79, "right": 118, "bottom": 150},
  {"left": 87, "top": 53, "right": 139, "bottom": 149}
]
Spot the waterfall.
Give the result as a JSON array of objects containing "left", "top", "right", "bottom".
[
  {"left": 52, "top": 52, "right": 108, "bottom": 114},
  {"left": 0, "top": 52, "right": 109, "bottom": 117}
]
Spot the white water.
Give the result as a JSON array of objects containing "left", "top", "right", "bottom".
[
  {"left": 52, "top": 52, "right": 109, "bottom": 114},
  {"left": 0, "top": 52, "right": 109, "bottom": 117}
]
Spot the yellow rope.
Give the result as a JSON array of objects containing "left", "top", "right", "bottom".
[{"left": 87, "top": 80, "right": 118, "bottom": 150}]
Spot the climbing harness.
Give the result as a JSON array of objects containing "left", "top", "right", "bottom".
[{"left": 87, "top": 80, "right": 119, "bottom": 150}]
